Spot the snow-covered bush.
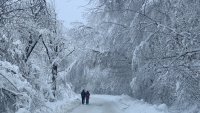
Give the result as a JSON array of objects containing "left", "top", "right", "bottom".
[{"left": 0, "top": 61, "right": 33, "bottom": 112}]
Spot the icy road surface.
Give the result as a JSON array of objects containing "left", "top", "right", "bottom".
[{"left": 64, "top": 95, "right": 169, "bottom": 113}]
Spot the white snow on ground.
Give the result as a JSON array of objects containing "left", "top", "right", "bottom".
[
  {"left": 45, "top": 95, "right": 79, "bottom": 113},
  {"left": 16, "top": 95, "right": 79, "bottom": 113},
  {"left": 57, "top": 95, "right": 169, "bottom": 113}
]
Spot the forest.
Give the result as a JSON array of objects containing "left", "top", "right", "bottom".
[{"left": 0, "top": 0, "right": 200, "bottom": 113}]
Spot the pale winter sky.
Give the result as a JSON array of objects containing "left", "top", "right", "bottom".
[{"left": 54, "top": 0, "right": 89, "bottom": 28}]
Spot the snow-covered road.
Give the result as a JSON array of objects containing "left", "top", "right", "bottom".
[
  {"left": 69, "top": 95, "right": 120, "bottom": 113},
  {"left": 63, "top": 95, "right": 169, "bottom": 113}
]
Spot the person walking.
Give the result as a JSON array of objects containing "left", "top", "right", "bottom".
[
  {"left": 81, "top": 89, "right": 86, "bottom": 104},
  {"left": 86, "top": 91, "right": 90, "bottom": 105}
]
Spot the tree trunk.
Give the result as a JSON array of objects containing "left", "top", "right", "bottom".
[{"left": 52, "top": 63, "right": 57, "bottom": 97}]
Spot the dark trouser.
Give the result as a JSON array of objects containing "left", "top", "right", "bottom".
[
  {"left": 82, "top": 96, "right": 85, "bottom": 104},
  {"left": 86, "top": 97, "right": 89, "bottom": 104}
]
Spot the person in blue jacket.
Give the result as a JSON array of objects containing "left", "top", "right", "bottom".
[{"left": 81, "top": 89, "right": 86, "bottom": 104}]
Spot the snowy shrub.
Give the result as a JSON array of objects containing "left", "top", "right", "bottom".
[{"left": 0, "top": 61, "right": 32, "bottom": 112}]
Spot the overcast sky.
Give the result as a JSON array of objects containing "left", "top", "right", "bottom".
[{"left": 54, "top": 0, "right": 89, "bottom": 28}]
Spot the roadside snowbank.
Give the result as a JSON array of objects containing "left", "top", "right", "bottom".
[
  {"left": 16, "top": 94, "right": 79, "bottom": 113},
  {"left": 60, "top": 94, "right": 170, "bottom": 113}
]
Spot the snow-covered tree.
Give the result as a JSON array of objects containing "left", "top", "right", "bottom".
[
  {"left": 0, "top": 0, "right": 74, "bottom": 112},
  {"left": 66, "top": 0, "right": 200, "bottom": 112}
]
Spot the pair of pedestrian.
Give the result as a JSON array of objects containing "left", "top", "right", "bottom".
[{"left": 81, "top": 89, "right": 90, "bottom": 105}]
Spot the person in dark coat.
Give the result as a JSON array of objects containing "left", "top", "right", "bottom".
[
  {"left": 85, "top": 91, "right": 90, "bottom": 104},
  {"left": 81, "top": 89, "right": 86, "bottom": 104}
]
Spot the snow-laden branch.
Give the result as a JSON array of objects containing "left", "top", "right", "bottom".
[
  {"left": 42, "top": 38, "right": 51, "bottom": 61},
  {"left": 101, "top": 21, "right": 128, "bottom": 28},
  {"left": 0, "top": 87, "right": 23, "bottom": 96},
  {"left": 50, "top": 48, "right": 75, "bottom": 68},
  {"left": 169, "top": 49, "right": 200, "bottom": 66},
  {"left": 0, "top": 73, "right": 19, "bottom": 92},
  {"left": 25, "top": 34, "right": 42, "bottom": 62},
  {"left": 132, "top": 30, "right": 160, "bottom": 63},
  {"left": 102, "top": 8, "right": 190, "bottom": 38}
]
